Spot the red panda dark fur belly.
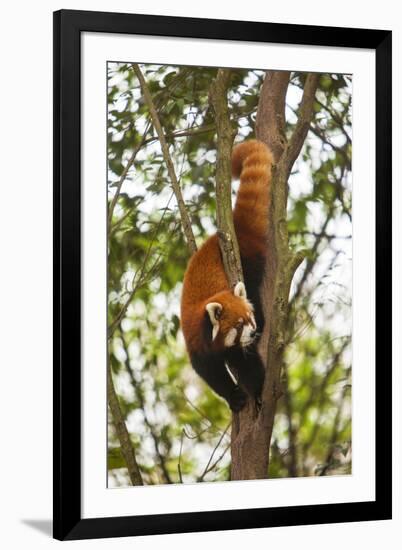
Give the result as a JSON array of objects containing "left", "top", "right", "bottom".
[{"left": 180, "top": 140, "right": 273, "bottom": 411}]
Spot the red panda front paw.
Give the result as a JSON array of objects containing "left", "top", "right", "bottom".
[{"left": 229, "top": 386, "right": 248, "bottom": 412}]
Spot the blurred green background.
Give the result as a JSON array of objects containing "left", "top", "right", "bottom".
[{"left": 107, "top": 63, "right": 352, "bottom": 486}]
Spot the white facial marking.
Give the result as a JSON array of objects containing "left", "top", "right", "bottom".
[
  {"left": 212, "top": 324, "right": 219, "bottom": 341},
  {"left": 224, "top": 328, "right": 237, "bottom": 347},
  {"left": 240, "top": 315, "right": 256, "bottom": 347}
]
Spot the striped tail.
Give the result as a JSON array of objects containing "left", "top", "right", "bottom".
[{"left": 232, "top": 140, "right": 273, "bottom": 259}]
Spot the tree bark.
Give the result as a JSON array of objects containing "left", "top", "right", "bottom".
[
  {"left": 209, "top": 69, "right": 243, "bottom": 288},
  {"left": 230, "top": 71, "right": 319, "bottom": 480},
  {"left": 107, "top": 363, "right": 143, "bottom": 485}
]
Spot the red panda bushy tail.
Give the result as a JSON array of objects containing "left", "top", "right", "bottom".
[
  {"left": 231, "top": 139, "right": 273, "bottom": 181},
  {"left": 231, "top": 140, "right": 273, "bottom": 258}
]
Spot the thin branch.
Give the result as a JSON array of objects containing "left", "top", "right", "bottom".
[
  {"left": 197, "top": 422, "right": 231, "bottom": 481},
  {"left": 178, "top": 430, "right": 184, "bottom": 483},
  {"left": 318, "top": 380, "right": 350, "bottom": 476},
  {"left": 300, "top": 341, "right": 349, "bottom": 429},
  {"left": 200, "top": 444, "right": 231, "bottom": 481},
  {"left": 177, "top": 416, "right": 229, "bottom": 483},
  {"left": 136, "top": 106, "right": 257, "bottom": 151},
  {"left": 107, "top": 363, "right": 143, "bottom": 486},
  {"left": 290, "top": 229, "right": 351, "bottom": 240},
  {"left": 133, "top": 106, "right": 255, "bottom": 149},
  {"left": 109, "top": 206, "right": 134, "bottom": 236},
  {"left": 282, "top": 367, "right": 298, "bottom": 477},
  {"left": 314, "top": 96, "right": 352, "bottom": 145},
  {"left": 300, "top": 343, "right": 350, "bottom": 474},
  {"left": 287, "top": 102, "right": 351, "bottom": 170},
  {"left": 209, "top": 68, "right": 243, "bottom": 288},
  {"left": 269, "top": 438, "right": 287, "bottom": 474},
  {"left": 108, "top": 192, "right": 174, "bottom": 337},
  {"left": 290, "top": 208, "right": 334, "bottom": 306},
  {"left": 309, "top": 123, "right": 351, "bottom": 169},
  {"left": 108, "top": 123, "right": 151, "bottom": 228},
  {"left": 180, "top": 390, "right": 214, "bottom": 429},
  {"left": 284, "top": 73, "right": 320, "bottom": 176},
  {"left": 143, "top": 123, "right": 215, "bottom": 147},
  {"left": 182, "top": 424, "right": 219, "bottom": 441},
  {"left": 108, "top": 67, "right": 201, "bottom": 228},
  {"left": 119, "top": 327, "right": 173, "bottom": 484},
  {"left": 132, "top": 63, "right": 197, "bottom": 255}
]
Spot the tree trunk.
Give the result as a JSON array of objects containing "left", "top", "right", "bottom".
[
  {"left": 209, "top": 69, "right": 318, "bottom": 480},
  {"left": 230, "top": 71, "right": 319, "bottom": 480}
]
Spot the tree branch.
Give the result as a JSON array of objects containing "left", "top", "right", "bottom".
[
  {"left": 318, "top": 379, "right": 350, "bottom": 476},
  {"left": 135, "top": 104, "right": 257, "bottom": 152},
  {"left": 301, "top": 343, "right": 350, "bottom": 473},
  {"left": 132, "top": 63, "right": 197, "bottom": 255},
  {"left": 178, "top": 429, "right": 185, "bottom": 483},
  {"left": 197, "top": 422, "right": 231, "bottom": 482},
  {"left": 282, "top": 366, "right": 298, "bottom": 477},
  {"left": 209, "top": 68, "right": 243, "bottom": 288},
  {"left": 283, "top": 73, "right": 319, "bottom": 176},
  {"left": 227, "top": 71, "right": 319, "bottom": 480},
  {"left": 108, "top": 126, "right": 150, "bottom": 228},
  {"left": 143, "top": 123, "right": 215, "bottom": 147},
  {"left": 314, "top": 96, "right": 352, "bottom": 145},
  {"left": 290, "top": 207, "right": 334, "bottom": 307},
  {"left": 255, "top": 71, "right": 290, "bottom": 162},
  {"left": 108, "top": 192, "right": 174, "bottom": 338},
  {"left": 119, "top": 327, "right": 173, "bottom": 484},
  {"left": 107, "top": 363, "right": 143, "bottom": 486}
]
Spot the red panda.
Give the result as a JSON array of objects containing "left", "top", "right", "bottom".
[{"left": 181, "top": 140, "right": 273, "bottom": 411}]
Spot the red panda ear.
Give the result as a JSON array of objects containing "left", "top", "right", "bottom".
[
  {"left": 206, "top": 302, "right": 223, "bottom": 322},
  {"left": 205, "top": 302, "right": 222, "bottom": 341},
  {"left": 234, "top": 281, "right": 247, "bottom": 299}
]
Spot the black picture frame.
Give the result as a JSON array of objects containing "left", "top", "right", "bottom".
[{"left": 53, "top": 9, "right": 392, "bottom": 541}]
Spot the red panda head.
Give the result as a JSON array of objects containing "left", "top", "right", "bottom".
[{"left": 205, "top": 282, "right": 257, "bottom": 350}]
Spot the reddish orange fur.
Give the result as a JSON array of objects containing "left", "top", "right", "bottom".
[
  {"left": 233, "top": 141, "right": 273, "bottom": 260},
  {"left": 181, "top": 140, "right": 273, "bottom": 355}
]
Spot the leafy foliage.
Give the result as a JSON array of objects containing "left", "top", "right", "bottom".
[{"left": 107, "top": 63, "right": 352, "bottom": 486}]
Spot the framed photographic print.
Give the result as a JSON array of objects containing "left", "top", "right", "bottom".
[{"left": 53, "top": 9, "right": 392, "bottom": 541}]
